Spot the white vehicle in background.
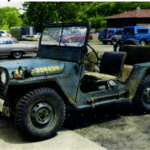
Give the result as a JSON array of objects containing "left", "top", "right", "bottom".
[
  {"left": 66, "top": 27, "right": 87, "bottom": 34},
  {"left": 0, "top": 30, "right": 11, "bottom": 37},
  {"left": 0, "top": 37, "right": 37, "bottom": 59},
  {"left": 26, "top": 32, "right": 41, "bottom": 41},
  {"left": 10, "top": 26, "right": 35, "bottom": 40}
]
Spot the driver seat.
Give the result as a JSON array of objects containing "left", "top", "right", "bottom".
[{"left": 84, "top": 51, "right": 127, "bottom": 80}]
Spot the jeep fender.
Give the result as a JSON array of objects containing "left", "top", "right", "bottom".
[{"left": 125, "top": 63, "right": 150, "bottom": 99}]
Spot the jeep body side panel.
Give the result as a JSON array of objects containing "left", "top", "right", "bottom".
[
  {"left": 74, "top": 63, "right": 150, "bottom": 110},
  {"left": 8, "top": 74, "right": 79, "bottom": 105}
]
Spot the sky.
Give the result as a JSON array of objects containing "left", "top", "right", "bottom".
[
  {"left": 0, "top": 0, "right": 142, "bottom": 14},
  {"left": 0, "top": 1, "right": 24, "bottom": 14}
]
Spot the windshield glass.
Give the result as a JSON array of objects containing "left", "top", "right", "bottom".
[{"left": 41, "top": 26, "right": 87, "bottom": 47}]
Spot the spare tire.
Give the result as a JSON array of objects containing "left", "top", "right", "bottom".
[{"left": 122, "top": 38, "right": 140, "bottom": 45}]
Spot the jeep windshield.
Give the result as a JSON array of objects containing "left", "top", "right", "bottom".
[{"left": 41, "top": 26, "right": 87, "bottom": 47}]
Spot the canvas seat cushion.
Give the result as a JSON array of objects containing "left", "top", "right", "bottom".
[{"left": 84, "top": 71, "right": 116, "bottom": 80}]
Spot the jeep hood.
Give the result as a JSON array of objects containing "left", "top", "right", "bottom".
[{"left": 0, "top": 57, "right": 64, "bottom": 79}]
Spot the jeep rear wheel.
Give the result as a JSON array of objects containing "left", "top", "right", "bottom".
[
  {"left": 15, "top": 87, "right": 66, "bottom": 141},
  {"left": 13, "top": 51, "right": 22, "bottom": 59},
  {"left": 133, "top": 75, "right": 150, "bottom": 113}
]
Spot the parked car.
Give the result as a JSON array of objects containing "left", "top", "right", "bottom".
[
  {"left": 98, "top": 28, "right": 122, "bottom": 44},
  {"left": 53, "top": 30, "right": 61, "bottom": 40},
  {"left": 0, "top": 30, "right": 11, "bottom": 37},
  {"left": 62, "top": 32, "right": 86, "bottom": 43},
  {"left": 89, "top": 34, "right": 93, "bottom": 40},
  {"left": 121, "top": 26, "right": 150, "bottom": 45},
  {"left": 26, "top": 32, "right": 41, "bottom": 41},
  {"left": 55, "top": 32, "right": 70, "bottom": 42},
  {"left": 12, "top": 37, "right": 19, "bottom": 43},
  {"left": 59, "top": 31, "right": 92, "bottom": 43},
  {"left": 111, "top": 29, "right": 123, "bottom": 44},
  {"left": 0, "top": 37, "right": 37, "bottom": 59}
]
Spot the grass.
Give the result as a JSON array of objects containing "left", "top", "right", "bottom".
[{"left": 88, "top": 39, "right": 101, "bottom": 43}]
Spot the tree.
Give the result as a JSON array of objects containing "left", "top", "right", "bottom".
[
  {"left": 22, "top": 2, "right": 87, "bottom": 32},
  {"left": 0, "top": 7, "right": 22, "bottom": 31},
  {"left": 22, "top": 2, "right": 58, "bottom": 32},
  {"left": 22, "top": 2, "right": 150, "bottom": 30}
]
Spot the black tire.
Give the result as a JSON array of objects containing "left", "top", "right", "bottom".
[
  {"left": 140, "top": 39, "right": 146, "bottom": 46},
  {"left": 132, "top": 75, "right": 150, "bottom": 113},
  {"left": 102, "top": 41, "right": 108, "bottom": 44},
  {"left": 15, "top": 87, "right": 66, "bottom": 141},
  {"left": 122, "top": 38, "right": 140, "bottom": 45},
  {"left": 12, "top": 51, "right": 22, "bottom": 59}
]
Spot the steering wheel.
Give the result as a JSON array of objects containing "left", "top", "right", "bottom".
[{"left": 85, "top": 44, "right": 100, "bottom": 65}]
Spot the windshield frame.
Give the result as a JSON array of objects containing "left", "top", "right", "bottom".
[{"left": 40, "top": 22, "right": 90, "bottom": 48}]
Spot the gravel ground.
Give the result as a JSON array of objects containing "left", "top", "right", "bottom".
[{"left": 64, "top": 100, "right": 150, "bottom": 149}]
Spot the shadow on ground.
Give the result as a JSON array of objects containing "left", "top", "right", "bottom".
[
  {"left": 64, "top": 100, "right": 150, "bottom": 149},
  {"left": 64, "top": 99, "right": 143, "bottom": 130}
]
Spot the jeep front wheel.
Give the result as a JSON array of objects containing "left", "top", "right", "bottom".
[
  {"left": 15, "top": 87, "right": 66, "bottom": 141},
  {"left": 132, "top": 75, "right": 150, "bottom": 113}
]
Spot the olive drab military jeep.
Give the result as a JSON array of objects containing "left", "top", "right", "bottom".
[{"left": 0, "top": 22, "right": 150, "bottom": 141}]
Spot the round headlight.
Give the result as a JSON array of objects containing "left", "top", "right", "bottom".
[{"left": 1, "top": 71, "right": 6, "bottom": 84}]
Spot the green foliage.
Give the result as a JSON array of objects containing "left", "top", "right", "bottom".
[
  {"left": 0, "top": 7, "right": 22, "bottom": 31},
  {"left": 22, "top": 2, "right": 88, "bottom": 31},
  {"left": 22, "top": 2, "right": 150, "bottom": 31}
]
